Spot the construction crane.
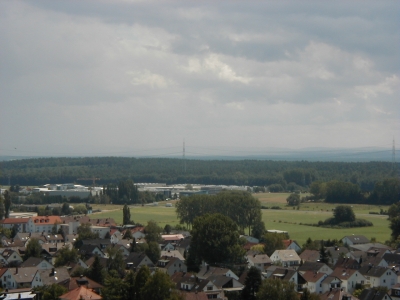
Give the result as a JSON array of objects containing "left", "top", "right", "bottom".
[{"left": 77, "top": 177, "right": 100, "bottom": 186}]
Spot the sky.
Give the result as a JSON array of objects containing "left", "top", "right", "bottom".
[{"left": 0, "top": 0, "right": 399, "bottom": 157}]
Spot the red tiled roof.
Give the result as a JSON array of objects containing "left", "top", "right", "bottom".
[
  {"left": 31, "top": 216, "right": 62, "bottom": 225},
  {"left": 59, "top": 286, "right": 102, "bottom": 300},
  {"left": 0, "top": 218, "right": 29, "bottom": 224}
]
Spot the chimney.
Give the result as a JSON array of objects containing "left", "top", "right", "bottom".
[{"left": 50, "top": 268, "right": 55, "bottom": 276}]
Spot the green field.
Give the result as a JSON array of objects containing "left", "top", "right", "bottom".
[{"left": 91, "top": 194, "right": 392, "bottom": 246}]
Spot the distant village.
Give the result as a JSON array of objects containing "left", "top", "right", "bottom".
[{"left": 0, "top": 183, "right": 399, "bottom": 300}]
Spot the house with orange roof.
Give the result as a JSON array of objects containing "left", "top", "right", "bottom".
[
  {"left": 59, "top": 285, "right": 102, "bottom": 300},
  {"left": 27, "top": 216, "right": 62, "bottom": 234},
  {"left": 0, "top": 218, "right": 29, "bottom": 233},
  {"left": 283, "top": 240, "right": 301, "bottom": 253}
]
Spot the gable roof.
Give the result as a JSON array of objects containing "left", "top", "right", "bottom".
[
  {"left": 247, "top": 254, "right": 272, "bottom": 265},
  {"left": 342, "top": 235, "right": 370, "bottom": 244},
  {"left": 331, "top": 267, "right": 358, "bottom": 280},
  {"left": 359, "top": 288, "right": 391, "bottom": 300},
  {"left": 334, "top": 257, "right": 360, "bottom": 270},
  {"left": 11, "top": 267, "right": 38, "bottom": 283},
  {"left": 59, "top": 286, "right": 102, "bottom": 300},
  {"left": 0, "top": 218, "right": 29, "bottom": 224},
  {"left": 30, "top": 216, "right": 62, "bottom": 225},
  {"left": 38, "top": 267, "right": 70, "bottom": 286},
  {"left": 298, "top": 261, "right": 330, "bottom": 273},
  {"left": 320, "top": 288, "right": 358, "bottom": 300},
  {"left": 19, "top": 257, "right": 50, "bottom": 268},
  {"left": 66, "top": 276, "right": 103, "bottom": 291},
  {"left": 299, "top": 250, "right": 320, "bottom": 262},
  {"left": 358, "top": 265, "right": 392, "bottom": 278},
  {"left": 125, "top": 252, "right": 154, "bottom": 268},
  {"left": 197, "top": 266, "right": 236, "bottom": 280},
  {"left": 301, "top": 270, "right": 326, "bottom": 283}
]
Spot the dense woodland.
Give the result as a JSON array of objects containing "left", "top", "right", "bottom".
[{"left": 1, "top": 157, "right": 398, "bottom": 191}]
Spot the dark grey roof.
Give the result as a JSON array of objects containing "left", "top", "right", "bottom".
[
  {"left": 359, "top": 288, "right": 391, "bottom": 300},
  {"left": 358, "top": 265, "right": 392, "bottom": 278},
  {"left": 298, "top": 261, "right": 329, "bottom": 272}
]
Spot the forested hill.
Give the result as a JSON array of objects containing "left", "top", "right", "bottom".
[{"left": 1, "top": 157, "right": 398, "bottom": 190}]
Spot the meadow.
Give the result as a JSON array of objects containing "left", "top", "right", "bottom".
[{"left": 91, "top": 194, "right": 391, "bottom": 246}]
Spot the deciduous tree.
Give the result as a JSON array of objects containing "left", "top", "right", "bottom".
[{"left": 188, "top": 213, "right": 245, "bottom": 271}]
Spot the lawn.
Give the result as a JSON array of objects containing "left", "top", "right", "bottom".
[{"left": 91, "top": 194, "right": 392, "bottom": 246}]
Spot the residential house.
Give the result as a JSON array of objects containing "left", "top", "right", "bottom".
[
  {"left": 10, "top": 267, "right": 41, "bottom": 289},
  {"left": 320, "top": 288, "right": 359, "bottom": 300},
  {"left": 326, "top": 246, "right": 351, "bottom": 265},
  {"left": 298, "top": 261, "right": 333, "bottom": 275},
  {"left": 359, "top": 288, "right": 393, "bottom": 300},
  {"left": 342, "top": 235, "right": 370, "bottom": 246},
  {"left": 63, "top": 276, "right": 102, "bottom": 294},
  {"left": 0, "top": 249, "right": 23, "bottom": 266},
  {"left": 19, "top": 257, "right": 53, "bottom": 270},
  {"left": 161, "top": 234, "right": 185, "bottom": 244},
  {"left": 301, "top": 270, "right": 328, "bottom": 294},
  {"left": 38, "top": 268, "right": 70, "bottom": 286},
  {"left": 350, "top": 243, "right": 392, "bottom": 253},
  {"left": 320, "top": 275, "right": 343, "bottom": 293},
  {"left": 390, "top": 283, "right": 400, "bottom": 299},
  {"left": 283, "top": 240, "right": 301, "bottom": 253},
  {"left": 27, "top": 216, "right": 62, "bottom": 234},
  {"left": 125, "top": 252, "right": 155, "bottom": 270},
  {"left": 240, "top": 235, "right": 259, "bottom": 244},
  {"left": 270, "top": 249, "right": 301, "bottom": 268},
  {"left": 160, "top": 250, "right": 185, "bottom": 261},
  {"left": 263, "top": 266, "right": 305, "bottom": 292},
  {"left": 157, "top": 257, "right": 187, "bottom": 276},
  {"left": 330, "top": 268, "right": 366, "bottom": 294},
  {"left": 0, "top": 268, "right": 14, "bottom": 289},
  {"left": 299, "top": 250, "right": 321, "bottom": 263},
  {"left": 78, "top": 245, "right": 105, "bottom": 259},
  {"left": 246, "top": 254, "right": 272, "bottom": 271},
  {"left": 171, "top": 272, "right": 223, "bottom": 299},
  {"left": 197, "top": 265, "right": 239, "bottom": 281},
  {"left": 0, "top": 218, "right": 29, "bottom": 233},
  {"left": 359, "top": 265, "right": 397, "bottom": 289}
]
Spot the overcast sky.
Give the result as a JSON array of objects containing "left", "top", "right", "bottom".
[{"left": 0, "top": 1, "right": 399, "bottom": 157}]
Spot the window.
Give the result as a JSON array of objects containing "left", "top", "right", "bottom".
[{"left": 207, "top": 286, "right": 213, "bottom": 291}]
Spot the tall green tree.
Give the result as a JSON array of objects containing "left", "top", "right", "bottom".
[
  {"left": 145, "top": 241, "right": 161, "bottom": 264},
  {"left": 144, "top": 220, "right": 162, "bottom": 243},
  {"left": 24, "top": 238, "right": 42, "bottom": 261},
  {"left": 102, "top": 271, "right": 126, "bottom": 300},
  {"left": 34, "top": 283, "right": 68, "bottom": 300},
  {"left": 256, "top": 278, "right": 297, "bottom": 300},
  {"left": 106, "top": 246, "right": 125, "bottom": 275},
  {"left": 4, "top": 190, "right": 11, "bottom": 218},
  {"left": 133, "top": 265, "right": 150, "bottom": 300},
  {"left": 88, "top": 255, "right": 104, "bottom": 284},
  {"left": 140, "top": 270, "right": 182, "bottom": 300},
  {"left": 241, "top": 267, "right": 262, "bottom": 300},
  {"left": 0, "top": 197, "right": 5, "bottom": 220},
  {"left": 123, "top": 204, "right": 132, "bottom": 225},
  {"left": 286, "top": 193, "right": 301, "bottom": 206},
  {"left": 188, "top": 213, "right": 245, "bottom": 271},
  {"left": 261, "top": 233, "right": 285, "bottom": 256},
  {"left": 333, "top": 205, "right": 356, "bottom": 223},
  {"left": 54, "top": 245, "right": 78, "bottom": 267}
]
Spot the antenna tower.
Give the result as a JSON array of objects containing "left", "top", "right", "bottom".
[{"left": 183, "top": 139, "right": 186, "bottom": 173}]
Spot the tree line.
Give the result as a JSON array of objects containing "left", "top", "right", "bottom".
[
  {"left": 175, "top": 191, "right": 264, "bottom": 237},
  {"left": 1, "top": 157, "right": 398, "bottom": 191},
  {"left": 308, "top": 177, "right": 400, "bottom": 205}
]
